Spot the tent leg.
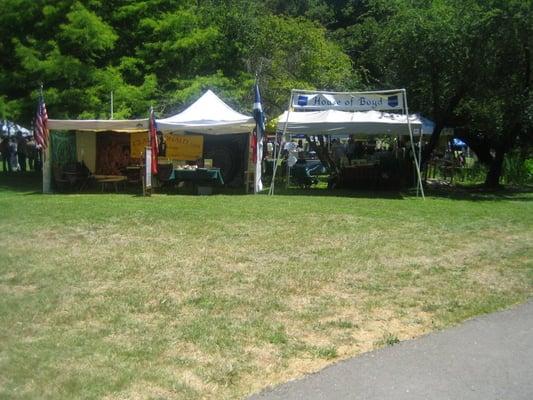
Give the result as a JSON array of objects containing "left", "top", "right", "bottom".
[
  {"left": 42, "top": 141, "right": 52, "bottom": 194},
  {"left": 269, "top": 92, "right": 294, "bottom": 195},
  {"left": 403, "top": 89, "right": 425, "bottom": 199}
]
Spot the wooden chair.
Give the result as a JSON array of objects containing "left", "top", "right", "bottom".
[
  {"left": 156, "top": 163, "right": 175, "bottom": 190},
  {"left": 53, "top": 165, "right": 70, "bottom": 191}
]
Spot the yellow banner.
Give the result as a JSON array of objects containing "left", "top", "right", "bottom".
[
  {"left": 130, "top": 132, "right": 148, "bottom": 159},
  {"left": 164, "top": 134, "right": 203, "bottom": 161}
]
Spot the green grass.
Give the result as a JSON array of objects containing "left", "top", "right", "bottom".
[{"left": 0, "top": 172, "right": 532, "bottom": 399}]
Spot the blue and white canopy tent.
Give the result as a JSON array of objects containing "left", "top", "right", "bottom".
[
  {"left": 271, "top": 89, "right": 425, "bottom": 197},
  {"left": 0, "top": 120, "right": 32, "bottom": 137}
]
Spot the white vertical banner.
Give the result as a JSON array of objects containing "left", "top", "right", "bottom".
[
  {"left": 145, "top": 146, "right": 152, "bottom": 191},
  {"left": 255, "top": 136, "right": 263, "bottom": 193}
]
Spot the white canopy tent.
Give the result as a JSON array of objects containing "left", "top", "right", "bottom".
[
  {"left": 157, "top": 90, "right": 255, "bottom": 134},
  {"left": 1, "top": 120, "right": 32, "bottom": 137},
  {"left": 270, "top": 88, "right": 425, "bottom": 197},
  {"left": 48, "top": 90, "right": 255, "bottom": 134},
  {"left": 276, "top": 109, "right": 423, "bottom": 136}
]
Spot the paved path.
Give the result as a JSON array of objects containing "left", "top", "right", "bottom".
[{"left": 249, "top": 301, "right": 533, "bottom": 400}]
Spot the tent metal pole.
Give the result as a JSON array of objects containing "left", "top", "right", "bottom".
[
  {"left": 269, "top": 91, "right": 293, "bottom": 195},
  {"left": 403, "top": 89, "right": 425, "bottom": 199},
  {"left": 417, "top": 123, "right": 423, "bottom": 196},
  {"left": 286, "top": 134, "right": 291, "bottom": 189}
]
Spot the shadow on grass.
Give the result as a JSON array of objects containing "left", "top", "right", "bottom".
[
  {"left": 0, "top": 172, "right": 42, "bottom": 194},
  {"left": 2, "top": 172, "right": 531, "bottom": 202},
  {"left": 0, "top": 173, "right": 242, "bottom": 197},
  {"left": 268, "top": 186, "right": 407, "bottom": 200},
  {"left": 423, "top": 182, "right": 533, "bottom": 202},
  {"left": 264, "top": 182, "right": 533, "bottom": 202}
]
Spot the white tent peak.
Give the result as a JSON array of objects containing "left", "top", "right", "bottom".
[{"left": 157, "top": 90, "right": 254, "bottom": 130}]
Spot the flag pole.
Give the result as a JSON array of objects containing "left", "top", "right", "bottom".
[
  {"left": 252, "top": 77, "right": 265, "bottom": 194},
  {"left": 40, "top": 84, "right": 52, "bottom": 194}
]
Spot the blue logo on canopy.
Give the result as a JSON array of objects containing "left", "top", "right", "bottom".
[
  {"left": 297, "top": 95, "right": 308, "bottom": 106},
  {"left": 387, "top": 95, "right": 399, "bottom": 107}
]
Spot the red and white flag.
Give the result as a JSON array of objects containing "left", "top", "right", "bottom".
[
  {"left": 34, "top": 96, "right": 49, "bottom": 149},
  {"left": 149, "top": 107, "right": 158, "bottom": 175}
]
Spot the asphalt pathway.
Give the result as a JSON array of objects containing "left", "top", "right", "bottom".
[{"left": 249, "top": 301, "right": 533, "bottom": 400}]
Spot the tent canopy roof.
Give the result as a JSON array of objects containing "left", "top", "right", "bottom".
[
  {"left": 47, "top": 90, "right": 254, "bottom": 135},
  {"left": 157, "top": 90, "right": 255, "bottom": 134},
  {"left": 48, "top": 118, "right": 148, "bottom": 132},
  {"left": 277, "top": 110, "right": 424, "bottom": 136}
]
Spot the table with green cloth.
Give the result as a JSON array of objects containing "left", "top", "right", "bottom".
[{"left": 170, "top": 168, "right": 224, "bottom": 186}]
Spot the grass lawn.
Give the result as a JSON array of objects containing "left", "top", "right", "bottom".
[{"left": 1, "top": 172, "right": 532, "bottom": 399}]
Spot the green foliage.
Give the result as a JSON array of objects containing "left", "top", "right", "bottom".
[
  {"left": 502, "top": 153, "right": 533, "bottom": 186},
  {"left": 0, "top": 0, "right": 355, "bottom": 124},
  {"left": 0, "top": 0, "right": 530, "bottom": 186},
  {"left": 59, "top": 2, "right": 118, "bottom": 60}
]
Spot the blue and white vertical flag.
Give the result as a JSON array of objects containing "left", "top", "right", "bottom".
[{"left": 253, "top": 83, "right": 265, "bottom": 193}]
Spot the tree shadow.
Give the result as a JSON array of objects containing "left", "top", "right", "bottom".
[
  {"left": 423, "top": 182, "right": 533, "bottom": 202},
  {"left": 268, "top": 186, "right": 407, "bottom": 200},
  {"left": 2, "top": 173, "right": 531, "bottom": 202},
  {"left": 0, "top": 172, "right": 42, "bottom": 194},
  {"left": 267, "top": 182, "right": 532, "bottom": 202}
]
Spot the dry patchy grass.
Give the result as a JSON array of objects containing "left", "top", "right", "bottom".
[{"left": 0, "top": 185, "right": 532, "bottom": 399}]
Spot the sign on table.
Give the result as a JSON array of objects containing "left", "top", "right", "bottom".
[{"left": 164, "top": 134, "right": 203, "bottom": 160}]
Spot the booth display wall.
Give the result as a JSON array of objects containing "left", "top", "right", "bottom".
[
  {"left": 203, "top": 133, "right": 247, "bottom": 187},
  {"left": 51, "top": 131, "right": 77, "bottom": 167},
  {"left": 76, "top": 131, "right": 96, "bottom": 173},
  {"left": 96, "top": 133, "right": 131, "bottom": 175}
]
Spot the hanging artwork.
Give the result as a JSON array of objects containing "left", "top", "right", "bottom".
[
  {"left": 51, "top": 131, "right": 77, "bottom": 167},
  {"left": 96, "top": 133, "right": 130, "bottom": 175}
]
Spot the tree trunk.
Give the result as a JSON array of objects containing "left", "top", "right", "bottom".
[
  {"left": 422, "top": 120, "right": 445, "bottom": 164},
  {"left": 484, "top": 148, "right": 505, "bottom": 188}
]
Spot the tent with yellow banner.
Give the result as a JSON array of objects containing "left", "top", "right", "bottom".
[{"left": 46, "top": 90, "right": 256, "bottom": 190}]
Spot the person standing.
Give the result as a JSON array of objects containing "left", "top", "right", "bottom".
[
  {"left": 0, "top": 137, "right": 10, "bottom": 172},
  {"left": 26, "top": 137, "right": 37, "bottom": 171},
  {"left": 8, "top": 137, "right": 19, "bottom": 171},
  {"left": 16, "top": 133, "right": 27, "bottom": 172},
  {"left": 347, "top": 135, "right": 356, "bottom": 165},
  {"left": 331, "top": 138, "right": 346, "bottom": 166}
]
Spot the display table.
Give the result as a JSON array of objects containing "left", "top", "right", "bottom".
[
  {"left": 340, "top": 163, "right": 380, "bottom": 189},
  {"left": 170, "top": 168, "right": 224, "bottom": 185},
  {"left": 169, "top": 168, "right": 224, "bottom": 194},
  {"left": 93, "top": 175, "right": 127, "bottom": 192}
]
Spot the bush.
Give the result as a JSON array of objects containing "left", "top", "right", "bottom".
[{"left": 502, "top": 152, "right": 533, "bottom": 185}]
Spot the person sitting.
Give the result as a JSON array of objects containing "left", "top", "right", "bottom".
[{"left": 292, "top": 152, "right": 318, "bottom": 188}]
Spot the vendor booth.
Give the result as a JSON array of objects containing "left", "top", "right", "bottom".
[
  {"left": 271, "top": 89, "right": 425, "bottom": 196},
  {"left": 156, "top": 90, "right": 255, "bottom": 190},
  {"left": 46, "top": 90, "right": 256, "bottom": 193}
]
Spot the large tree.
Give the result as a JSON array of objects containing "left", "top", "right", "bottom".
[
  {"left": 454, "top": 0, "right": 532, "bottom": 187},
  {"left": 342, "top": 0, "right": 532, "bottom": 187},
  {"left": 0, "top": 0, "right": 354, "bottom": 124}
]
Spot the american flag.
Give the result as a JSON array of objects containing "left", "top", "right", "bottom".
[
  {"left": 149, "top": 107, "right": 158, "bottom": 174},
  {"left": 34, "top": 95, "right": 49, "bottom": 149}
]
